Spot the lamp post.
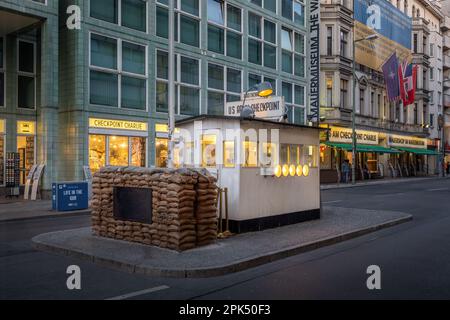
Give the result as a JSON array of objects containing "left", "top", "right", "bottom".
[
  {"left": 351, "top": 33, "right": 378, "bottom": 184},
  {"left": 167, "top": 0, "right": 175, "bottom": 168}
]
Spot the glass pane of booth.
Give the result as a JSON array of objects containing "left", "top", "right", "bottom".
[
  {"left": 202, "top": 135, "right": 217, "bottom": 168},
  {"left": 243, "top": 141, "right": 258, "bottom": 167},
  {"left": 223, "top": 141, "right": 235, "bottom": 168}
]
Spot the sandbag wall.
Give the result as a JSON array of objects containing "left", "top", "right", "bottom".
[{"left": 91, "top": 167, "right": 218, "bottom": 251}]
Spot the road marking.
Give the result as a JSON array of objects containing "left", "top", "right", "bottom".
[
  {"left": 106, "top": 285, "right": 170, "bottom": 300},
  {"left": 427, "top": 188, "right": 449, "bottom": 192},
  {"left": 322, "top": 200, "right": 343, "bottom": 204}
]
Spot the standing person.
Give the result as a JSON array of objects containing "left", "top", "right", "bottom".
[{"left": 341, "top": 159, "right": 350, "bottom": 183}]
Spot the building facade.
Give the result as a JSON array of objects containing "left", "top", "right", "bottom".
[
  {"left": 0, "top": 0, "right": 312, "bottom": 196},
  {"left": 319, "top": 0, "right": 443, "bottom": 183}
]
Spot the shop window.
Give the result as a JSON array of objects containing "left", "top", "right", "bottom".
[
  {"left": 17, "top": 136, "right": 35, "bottom": 185},
  {"left": 109, "top": 136, "right": 129, "bottom": 166},
  {"left": 131, "top": 137, "right": 146, "bottom": 167},
  {"left": 301, "top": 145, "right": 319, "bottom": 168},
  {"left": 223, "top": 140, "right": 235, "bottom": 168},
  {"left": 0, "top": 120, "right": 4, "bottom": 185},
  {"left": 155, "top": 138, "right": 168, "bottom": 168},
  {"left": 0, "top": 37, "right": 4, "bottom": 107},
  {"left": 242, "top": 140, "right": 258, "bottom": 167},
  {"left": 201, "top": 135, "right": 217, "bottom": 168},
  {"left": 320, "top": 145, "right": 333, "bottom": 170},
  {"left": 89, "top": 135, "right": 107, "bottom": 172},
  {"left": 17, "top": 41, "right": 36, "bottom": 109}
]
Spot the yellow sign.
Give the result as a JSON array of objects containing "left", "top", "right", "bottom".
[
  {"left": 329, "top": 127, "right": 379, "bottom": 145},
  {"left": 89, "top": 118, "right": 148, "bottom": 132},
  {"left": 17, "top": 121, "right": 36, "bottom": 135},
  {"left": 0, "top": 119, "right": 5, "bottom": 134},
  {"left": 387, "top": 135, "right": 427, "bottom": 149},
  {"left": 355, "top": 21, "right": 411, "bottom": 72}
]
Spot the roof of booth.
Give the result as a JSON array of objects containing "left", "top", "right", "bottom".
[{"left": 176, "top": 115, "right": 324, "bottom": 130}]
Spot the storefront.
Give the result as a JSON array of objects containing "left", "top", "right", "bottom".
[
  {"left": 88, "top": 118, "right": 148, "bottom": 173},
  {"left": 0, "top": 119, "right": 4, "bottom": 186},
  {"left": 16, "top": 121, "right": 36, "bottom": 185}
]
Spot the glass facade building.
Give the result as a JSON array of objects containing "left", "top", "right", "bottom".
[{"left": 0, "top": 0, "right": 312, "bottom": 197}]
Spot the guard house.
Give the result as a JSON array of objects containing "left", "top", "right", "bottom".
[{"left": 175, "top": 115, "right": 321, "bottom": 233}]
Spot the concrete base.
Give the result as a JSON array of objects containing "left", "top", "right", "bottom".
[{"left": 32, "top": 206, "right": 412, "bottom": 278}]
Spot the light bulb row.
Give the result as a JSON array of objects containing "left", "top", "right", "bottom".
[{"left": 274, "top": 164, "right": 310, "bottom": 178}]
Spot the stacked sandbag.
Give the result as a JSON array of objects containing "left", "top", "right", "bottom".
[
  {"left": 91, "top": 166, "right": 219, "bottom": 251},
  {"left": 195, "top": 171, "right": 219, "bottom": 246}
]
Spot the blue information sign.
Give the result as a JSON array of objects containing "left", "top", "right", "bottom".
[{"left": 52, "top": 182, "right": 89, "bottom": 212}]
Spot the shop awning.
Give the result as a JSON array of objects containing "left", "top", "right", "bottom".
[
  {"left": 394, "top": 147, "right": 441, "bottom": 155},
  {"left": 324, "top": 142, "right": 400, "bottom": 154}
]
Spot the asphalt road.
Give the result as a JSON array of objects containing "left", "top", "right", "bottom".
[{"left": 1, "top": 178, "right": 450, "bottom": 300}]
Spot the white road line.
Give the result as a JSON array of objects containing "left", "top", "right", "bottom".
[
  {"left": 106, "top": 285, "right": 170, "bottom": 300},
  {"left": 322, "top": 200, "right": 343, "bottom": 204},
  {"left": 427, "top": 188, "right": 449, "bottom": 192}
]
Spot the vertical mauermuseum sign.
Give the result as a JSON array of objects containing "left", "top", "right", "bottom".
[{"left": 308, "top": 0, "right": 320, "bottom": 123}]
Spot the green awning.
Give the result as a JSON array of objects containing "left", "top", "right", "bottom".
[
  {"left": 324, "top": 142, "right": 400, "bottom": 154},
  {"left": 394, "top": 147, "right": 440, "bottom": 155}
]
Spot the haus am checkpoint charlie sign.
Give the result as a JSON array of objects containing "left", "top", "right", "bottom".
[{"left": 224, "top": 95, "right": 285, "bottom": 120}]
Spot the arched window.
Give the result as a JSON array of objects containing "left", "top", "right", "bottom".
[
  {"left": 404, "top": 0, "right": 408, "bottom": 15},
  {"left": 417, "top": 9, "right": 420, "bottom": 18},
  {"left": 412, "top": 5, "right": 416, "bottom": 17}
]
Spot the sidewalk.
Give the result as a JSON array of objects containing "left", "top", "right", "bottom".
[
  {"left": 321, "top": 175, "right": 448, "bottom": 190},
  {"left": 0, "top": 199, "right": 91, "bottom": 222},
  {"left": 32, "top": 206, "right": 412, "bottom": 278}
]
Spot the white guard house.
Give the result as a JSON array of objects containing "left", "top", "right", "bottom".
[{"left": 174, "top": 115, "right": 322, "bottom": 233}]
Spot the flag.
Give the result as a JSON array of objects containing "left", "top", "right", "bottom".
[
  {"left": 382, "top": 53, "right": 400, "bottom": 101},
  {"left": 398, "top": 60, "right": 417, "bottom": 107}
]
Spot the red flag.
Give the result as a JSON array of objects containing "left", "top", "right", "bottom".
[{"left": 398, "top": 61, "right": 417, "bottom": 107}]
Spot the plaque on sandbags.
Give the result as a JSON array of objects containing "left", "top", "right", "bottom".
[{"left": 113, "top": 187, "right": 152, "bottom": 224}]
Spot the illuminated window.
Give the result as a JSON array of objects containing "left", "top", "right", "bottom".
[
  {"left": 201, "top": 135, "right": 217, "bottom": 168},
  {"left": 155, "top": 138, "right": 168, "bottom": 168},
  {"left": 131, "top": 137, "right": 146, "bottom": 167},
  {"left": 17, "top": 136, "right": 35, "bottom": 184},
  {"left": 109, "top": 136, "right": 129, "bottom": 166},
  {"left": 301, "top": 145, "right": 319, "bottom": 168},
  {"left": 242, "top": 140, "right": 258, "bottom": 167},
  {"left": 89, "top": 135, "right": 106, "bottom": 173},
  {"left": 223, "top": 140, "right": 235, "bottom": 168},
  {"left": 260, "top": 142, "right": 278, "bottom": 167}
]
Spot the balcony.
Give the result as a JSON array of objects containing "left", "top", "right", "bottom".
[
  {"left": 441, "top": 16, "right": 450, "bottom": 32},
  {"left": 444, "top": 56, "right": 450, "bottom": 70},
  {"left": 444, "top": 35, "right": 450, "bottom": 51},
  {"left": 412, "top": 17, "right": 430, "bottom": 34}
]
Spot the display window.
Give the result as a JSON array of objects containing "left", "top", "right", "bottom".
[
  {"left": 17, "top": 121, "right": 36, "bottom": 185},
  {"left": 155, "top": 138, "right": 168, "bottom": 168},
  {"left": 242, "top": 140, "right": 258, "bottom": 167},
  {"left": 201, "top": 134, "right": 217, "bottom": 168},
  {"left": 223, "top": 141, "right": 235, "bottom": 168},
  {"left": 89, "top": 134, "right": 146, "bottom": 172},
  {"left": 260, "top": 142, "right": 278, "bottom": 167},
  {"left": 0, "top": 120, "right": 4, "bottom": 186}
]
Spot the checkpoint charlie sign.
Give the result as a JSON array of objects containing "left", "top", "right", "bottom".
[
  {"left": 329, "top": 127, "right": 379, "bottom": 145},
  {"left": 225, "top": 96, "right": 285, "bottom": 119}
]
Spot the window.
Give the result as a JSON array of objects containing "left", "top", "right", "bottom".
[
  {"left": 340, "top": 79, "right": 348, "bottom": 109},
  {"left": 90, "top": 34, "right": 147, "bottom": 110},
  {"left": 17, "top": 40, "right": 36, "bottom": 109},
  {"left": 242, "top": 140, "right": 258, "bottom": 167},
  {"left": 0, "top": 37, "right": 4, "bottom": 107},
  {"left": 248, "top": 12, "right": 277, "bottom": 68},
  {"left": 281, "top": 27, "right": 305, "bottom": 76},
  {"left": 430, "top": 43, "right": 434, "bottom": 57},
  {"left": 340, "top": 30, "right": 348, "bottom": 57},
  {"left": 156, "top": 50, "right": 200, "bottom": 116},
  {"left": 250, "top": 0, "right": 276, "bottom": 12},
  {"left": 413, "top": 33, "right": 418, "bottom": 53},
  {"left": 430, "top": 67, "right": 434, "bottom": 81},
  {"left": 90, "top": 0, "right": 147, "bottom": 32},
  {"left": 283, "top": 82, "right": 305, "bottom": 125},
  {"left": 207, "top": 1, "right": 242, "bottom": 59},
  {"left": 326, "top": 77, "right": 333, "bottom": 107},
  {"left": 223, "top": 140, "right": 235, "bottom": 168},
  {"left": 156, "top": 0, "right": 200, "bottom": 48},
  {"left": 89, "top": 135, "right": 146, "bottom": 172},
  {"left": 359, "top": 88, "right": 365, "bottom": 114},
  {"left": 201, "top": 134, "right": 217, "bottom": 167},
  {"left": 404, "top": 0, "right": 408, "bottom": 14},
  {"left": 282, "top": 0, "right": 305, "bottom": 27},
  {"left": 327, "top": 27, "right": 332, "bottom": 56},
  {"left": 208, "top": 63, "right": 242, "bottom": 115}
]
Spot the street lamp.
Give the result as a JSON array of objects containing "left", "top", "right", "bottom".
[
  {"left": 241, "top": 82, "right": 274, "bottom": 118},
  {"left": 351, "top": 33, "right": 379, "bottom": 184}
]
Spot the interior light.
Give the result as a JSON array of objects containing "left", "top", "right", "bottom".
[
  {"left": 274, "top": 165, "right": 282, "bottom": 178},
  {"left": 282, "top": 164, "right": 289, "bottom": 177},
  {"left": 303, "top": 164, "right": 310, "bottom": 177},
  {"left": 289, "top": 165, "right": 296, "bottom": 177},
  {"left": 296, "top": 165, "right": 303, "bottom": 177}
]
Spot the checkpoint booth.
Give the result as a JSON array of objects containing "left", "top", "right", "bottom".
[{"left": 174, "top": 115, "right": 322, "bottom": 233}]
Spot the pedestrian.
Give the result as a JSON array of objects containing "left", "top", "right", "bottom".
[{"left": 341, "top": 159, "right": 350, "bottom": 183}]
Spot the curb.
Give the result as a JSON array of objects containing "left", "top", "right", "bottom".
[
  {"left": 32, "top": 214, "right": 412, "bottom": 278},
  {"left": 0, "top": 210, "right": 91, "bottom": 223}
]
